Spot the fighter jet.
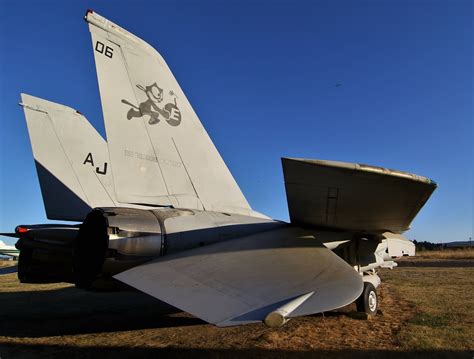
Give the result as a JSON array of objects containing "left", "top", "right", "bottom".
[{"left": 4, "top": 10, "right": 436, "bottom": 327}]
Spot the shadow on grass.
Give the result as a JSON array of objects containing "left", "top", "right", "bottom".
[
  {"left": 0, "top": 286, "right": 204, "bottom": 337},
  {"left": 0, "top": 285, "right": 354, "bottom": 338},
  {"left": 0, "top": 265, "right": 18, "bottom": 275},
  {"left": 0, "top": 343, "right": 471, "bottom": 359}
]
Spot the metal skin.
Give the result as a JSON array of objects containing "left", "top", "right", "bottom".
[
  {"left": 282, "top": 157, "right": 437, "bottom": 233},
  {"left": 20, "top": 94, "right": 116, "bottom": 221},
  {"left": 6, "top": 10, "right": 437, "bottom": 328},
  {"left": 15, "top": 207, "right": 279, "bottom": 286}
]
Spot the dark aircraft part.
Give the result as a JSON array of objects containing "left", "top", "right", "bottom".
[
  {"left": 74, "top": 209, "right": 109, "bottom": 288},
  {"left": 16, "top": 225, "right": 79, "bottom": 284},
  {"left": 17, "top": 245, "right": 75, "bottom": 284},
  {"left": 15, "top": 208, "right": 165, "bottom": 287},
  {"left": 75, "top": 208, "right": 164, "bottom": 289}
]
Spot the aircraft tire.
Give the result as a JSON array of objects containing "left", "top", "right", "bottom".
[{"left": 356, "top": 282, "right": 378, "bottom": 316}]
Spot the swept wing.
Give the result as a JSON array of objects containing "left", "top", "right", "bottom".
[
  {"left": 283, "top": 158, "right": 437, "bottom": 233},
  {"left": 115, "top": 227, "right": 363, "bottom": 326}
]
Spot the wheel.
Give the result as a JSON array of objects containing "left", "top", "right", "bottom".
[{"left": 356, "top": 282, "right": 378, "bottom": 316}]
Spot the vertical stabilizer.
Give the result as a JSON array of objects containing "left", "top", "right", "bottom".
[
  {"left": 21, "top": 94, "right": 116, "bottom": 220},
  {"left": 85, "top": 10, "right": 253, "bottom": 215}
]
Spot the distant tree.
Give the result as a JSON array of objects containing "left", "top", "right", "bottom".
[{"left": 412, "top": 240, "right": 442, "bottom": 251}]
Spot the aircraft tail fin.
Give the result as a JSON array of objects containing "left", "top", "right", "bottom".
[
  {"left": 85, "top": 10, "right": 254, "bottom": 216},
  {"left": 21, "top": 94, "right": 117, "bottom": 221}
]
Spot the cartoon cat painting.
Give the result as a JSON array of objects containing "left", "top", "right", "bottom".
[{"left": 121, "top": 82, "right": 182, "bottom": 126}]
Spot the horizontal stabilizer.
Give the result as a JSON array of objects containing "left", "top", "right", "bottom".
[
  {"left": 0, "top": 233, "right": 20, "bottom": 239},
  {"left": 21, "top": 94, "right": 117, "bottom": 221},
  {"left": 282, "top": 158, "right": 437, "bottom": 233},
  {"left": 115, "top": 227, "right": 363, "bottom": 326}
]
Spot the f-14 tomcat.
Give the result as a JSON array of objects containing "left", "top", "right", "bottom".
[{"left": 3, "top": 10, "right": 436, "bottom": 328}]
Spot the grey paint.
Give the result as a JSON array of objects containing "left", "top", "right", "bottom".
[
  {"left": 21, "top": 94, "right": 116, "bottom": 220},
  {"left": 115, "top": 227, "right": 363, "bottom": 327},
  {"left": 86, "top": 12, "right": 260, "bottom": 217},
  {"left": 101, "top": 207, "right": 279, "bottom": 256},
  {"left": 282, "top": 157, "right": 437, "bottom": 232}
]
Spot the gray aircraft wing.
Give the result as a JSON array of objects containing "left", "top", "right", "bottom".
[
  {"left": 115, "top": 227, "right": 363, "bottom": 327},
  {"left": 282, "top": 158, "right": 437, "bottom": 233}
]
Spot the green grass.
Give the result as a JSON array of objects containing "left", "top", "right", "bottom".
[
  {"left": 415, "top": 248, "right": 474, "bottom": 260},
  {"left": 381, "top": 266, "right": 474, "bottom": 351}
]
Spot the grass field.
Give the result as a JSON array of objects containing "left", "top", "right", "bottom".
[
  {"left": 0, "top": 250, "right": 472, "bottom": 358},
  {"left": 381, "top": 268, "right": 473, "bottom": 352},
  {"left": 413, "top": 248, "right": 474, "bottom": 260}
]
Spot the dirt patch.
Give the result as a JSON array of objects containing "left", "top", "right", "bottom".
[{"left": 397, "top": 259, "right": 474, "bottom": 267}]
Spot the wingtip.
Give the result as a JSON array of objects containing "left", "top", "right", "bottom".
[
  {"left": 19, "top": 93, "right": 30, "bottom": 106},
  {"left": 84, "top": 8, "right": 94, "bottom": 22}
]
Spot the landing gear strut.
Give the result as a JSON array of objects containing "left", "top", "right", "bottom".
[{"left": 356, "top": 282, "right": 378, "bottom": 316}]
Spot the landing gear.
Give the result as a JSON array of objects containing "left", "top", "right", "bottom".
[{"left": 356, "top": 282, "right": 378, "bottom": 316}]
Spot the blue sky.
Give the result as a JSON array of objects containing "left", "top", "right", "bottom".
[{"left": 0, "top": 0, "right": 472, "bottom": 244}]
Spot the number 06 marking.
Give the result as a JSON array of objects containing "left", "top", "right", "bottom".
[{"left": 95, "top": 41, "right": 114, "bottom": 58}]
